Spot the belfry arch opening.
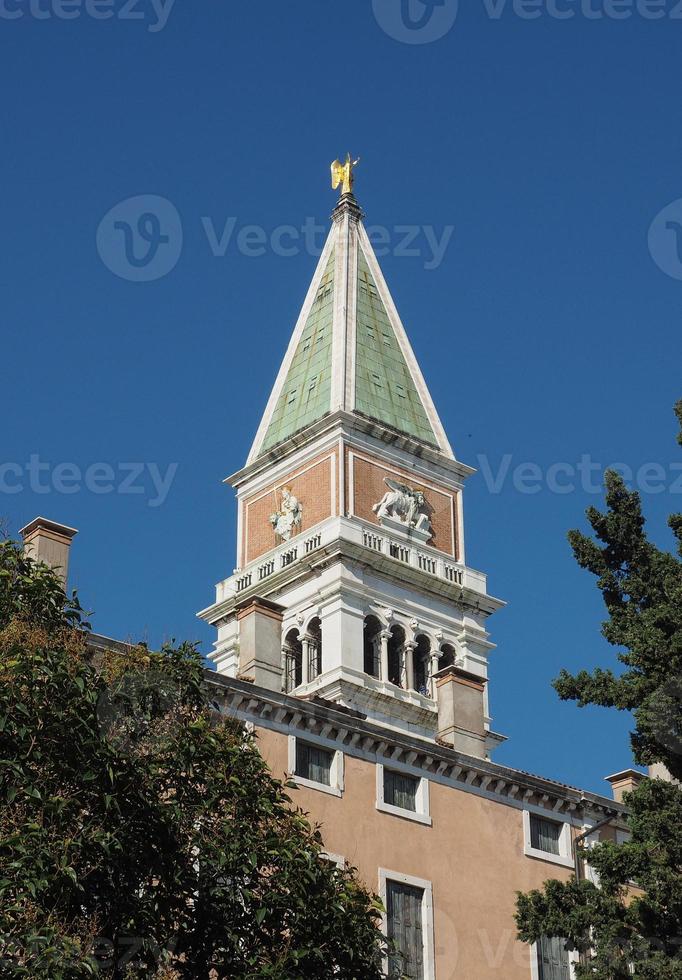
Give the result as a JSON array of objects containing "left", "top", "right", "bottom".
[
  {"left": 363, "top": 615, "right": 382, "bottom": 678},
  {"left": 307, "top": 617, "right": 322, "bottom": 682},
  {"left": 387, "top": 625, "right": 405, "bottom": 688},
  {"left": 440, "top": 643, "right": 456, "bottom": 670},
  {"left": 283, "top": 628, "right": 302, "bottom": 693},
  {"left": 414, "top": 634, "right": 431, "bottom": 695}
]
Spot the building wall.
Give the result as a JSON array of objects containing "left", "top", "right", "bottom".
[{"left": 255, "top": 724, "right": 574, "bottom": 980}]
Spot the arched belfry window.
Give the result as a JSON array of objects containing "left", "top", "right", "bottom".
[
  {"left": 283, "top": 628, "right": 302, "bottom": 693},
  {"left": 307, "top": 617, "right": 322, "bottom": 682},
  {"left": 414, "top": 635, "right": 431, "bottom": 696},
  {"left": 440, "top": 643, "right": 456, "bottom": 670},
  {"left": 363, "top": 615, "right": 382, "bottom": 678},
  {"left": 387, "top": 625, "right": 405, "bottom": 689}
]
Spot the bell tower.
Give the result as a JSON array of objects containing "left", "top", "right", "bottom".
[{"left": 199, "top": 163, "right": 505, "bottom": 754}]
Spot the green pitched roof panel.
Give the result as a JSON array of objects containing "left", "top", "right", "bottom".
[
  {"left": 260, "top": 248, "right": 335, "bottom": 453},
  {"left": 354, "top": 247, "right": 437, "bottom": 446}
]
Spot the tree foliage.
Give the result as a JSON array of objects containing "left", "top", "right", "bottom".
[
  {"left": 0, "top": 540, "right": 385, "bottom": 979},
  {"left": 516, "top": 401, "right": 682, "bottom": 978},
  {"left": 556, "top": 399, "right": 682, "bottom": 782}
]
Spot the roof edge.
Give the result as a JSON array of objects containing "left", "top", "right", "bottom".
[{"left": 205, "top": 671, "right": 627, "bottom": 820}]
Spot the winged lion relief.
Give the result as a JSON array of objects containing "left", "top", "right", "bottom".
[{"left": 372, "top": 478, "right": 432, "bottom": 536}]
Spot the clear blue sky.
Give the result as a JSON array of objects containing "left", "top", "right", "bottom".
[{"left": 2, "top": 1, "right": 681, "bottom": 794}]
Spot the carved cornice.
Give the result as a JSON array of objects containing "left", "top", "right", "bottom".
[
  {"left": 200, "top": 525, "right": 504, "bottom": 629},
  {"left": 205, "top": 672, "right": 625, "bottom": 823},
  {"left": 228, "top": 411, "right": 475, "bottom": 490}
]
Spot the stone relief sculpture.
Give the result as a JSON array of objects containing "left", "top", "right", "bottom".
[
  {"left": 269, "top": 488, "right": 303, "bottom": 541},
  {"left": 373, "top": 478, "right": 432, "bottom": 535}
]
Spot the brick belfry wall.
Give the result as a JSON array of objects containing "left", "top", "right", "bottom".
[
  {"left": 346, "top": 448, "right": 458, "bottom": 558},
  {"left": 242, "top": 450, "right": 337, "bottom": 565}
]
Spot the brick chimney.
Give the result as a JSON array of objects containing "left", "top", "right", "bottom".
[
  {"left": 605, "top": 768, "right": 646, "bottom": 803},
  {"left": 20, "top": 517, "right": 78, "bottom": 587},
  {"left": 648, "top": 762, "right": 679, "bottom": 783},
  {"left": 435, "top": 665, "right": 487, "bottom": 759},
  {"left": 236, "top": 596, "right": 284, "bottom": 691}
]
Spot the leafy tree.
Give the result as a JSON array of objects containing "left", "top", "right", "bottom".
[
  {"left": 0, "top": 538, "right": 84, "bottom": 632},
  {"left": 0, "top": 539, "right": 386, "bottom": 979},
  {"left": 516, "top": 402, "right": 682, "bottom": 978}
]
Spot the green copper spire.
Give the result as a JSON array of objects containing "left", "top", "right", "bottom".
[
  {"left": 249, "top": 189, "right": 453, "bottom": 463},
  {"left": 260, "top": 248, "right": 335, "bottom": 453},
  {"left": 354, "top": 247, "right": 437, "bottom": 446}
]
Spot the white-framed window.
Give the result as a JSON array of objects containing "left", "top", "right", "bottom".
[
  {"left": 530, "top": 936, "right": 577, "bottom": 980},
  {"left": 379, "top": 869, "right": 435, "bottom": 980},
  {"left": 376, "top": 764, "right": 431, "bottom": 826},
  {"left": 523, "top": 807, "right": 573, "bottom": 868},
  {"left": 320, "top": 850, "right": 345, "bottom": 869},
  {"left": 288, "top": 735, "right": 344, "bottom": 797}
]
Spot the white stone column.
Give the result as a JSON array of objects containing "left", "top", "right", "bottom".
[
  {"left": 404, "top": 641, "right": 417, "bottom": 691},
  {"left": 371, "top": 636, "right": 381, "bottom": 678},
  {"left": 429, "top": 652, "right": 441, "bottom": 700},
  {"left": 300, "top": 635, "right": 310, "bottom": 686},
  {"left": 302, "top": 632, "right": 318, "bottom": 681},
  {"left": 281, "top": 645, "right": 291, "bottom": 693},
  {"left": 379, "top": 630, "right": 391, "bottom": 683}
]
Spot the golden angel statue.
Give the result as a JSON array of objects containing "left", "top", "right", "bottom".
[{"left": 331, "top": 153, "right": 360, "bottom": 196}]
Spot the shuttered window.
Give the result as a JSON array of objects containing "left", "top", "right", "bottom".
[
  {"left": 530, "top": 815, "right": 562, "bottom": 856},
  {"left": 387, "top": 880, "right": 424, "bottom": 980},
  {"left": 295, "top": 740, "right": 332, "bottom": 786},
  {"left": 384, "top": 769, "right": 418, "bottom": 812},
  {"left": 537, "top": 935, "right": 571, "bottom": 980}
]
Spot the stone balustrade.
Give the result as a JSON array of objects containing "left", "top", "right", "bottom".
[{"left": 216, "top": 517, "right": 486, "bottom": 603}]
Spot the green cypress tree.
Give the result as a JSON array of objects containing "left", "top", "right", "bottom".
[{"left": 516, "top": 401, "right": 682, "bottom": 979}]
